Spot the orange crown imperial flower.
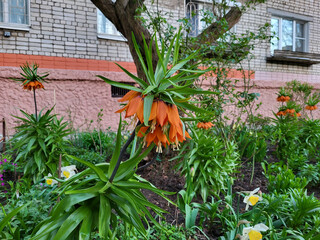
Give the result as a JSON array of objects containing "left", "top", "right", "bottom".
[
  {"left": 277, "top": 96, "right": 290, "bottom": 102},
  {"left": 23, "top": 80, "right": 45, "bottom": 91},
  {"left": 117, "top": 90, "right": 191, "bottom": 152},
  {"left": 197, "top": 122, "right": 214, "bottom": 129},
  {"left": 306, "top": 105, "right": 318, "bottom": 111}
]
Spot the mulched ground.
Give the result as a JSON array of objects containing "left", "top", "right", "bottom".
[{"left": 137, "top": 150, "right": 270, "bottom": 239}]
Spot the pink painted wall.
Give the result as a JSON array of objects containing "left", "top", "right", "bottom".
[
  {"left": 1, "top": 66, "right": 320, "bottom": 136},
  {"left": 0, "top": 67, "right": 135, "bottom": 135}
]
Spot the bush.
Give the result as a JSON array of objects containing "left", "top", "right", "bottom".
[{"left": 177, "top": 129, "right": 239, "bottom": 201}]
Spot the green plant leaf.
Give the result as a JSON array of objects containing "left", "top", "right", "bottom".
[
  {"left": 0, "top": 203, "right": 31, "bottom": 232},
  {"left": 143, "top": 95, "right": 154, "bottom": 126},
  {"left": 108, "top": 116, "right": 123, "bottom": 178},
  {"left": 67, "top": 155, "right": 109, "bottom": 182},
  {"left": 52, "top": 206, "right": 91, "bottom": 240},
  {"left": 98, "top": 75, "right": 142, "bottom": 92}
]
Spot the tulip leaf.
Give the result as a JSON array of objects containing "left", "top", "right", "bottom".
[{"left": 143, "top": 95, "right": 154, "bottom": 126}]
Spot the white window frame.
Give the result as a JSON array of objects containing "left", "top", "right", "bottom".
[
  {"left": 96, "top": 9, "right": 126, "bottom": 41},
  {"left": 0, "top": 0, "right": 30, "bottom": 31},
  {"left": 268, "top": 8, "right": 312, "bottom": 54},
  {"left": 271, "top": 16, "right": 308, "bottom": 53}
]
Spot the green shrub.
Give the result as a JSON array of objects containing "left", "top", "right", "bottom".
[
  {"left": 177, "top": 129, "right": 239, "bottom": 201},
  {"left": 0, "top": 183, "right": 56, "bottom": 239},
  {"left": 71, "top": 129, "right": 131, "bottom": 161},
  {"left": 263, "top": 163, "right": 308, "bottom": 193},
  {"left": 11, "top": 108, "right": 71, "bottom": 181}
]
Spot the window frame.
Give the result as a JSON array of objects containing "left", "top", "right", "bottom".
[
  {"left": 0, "top": 0, "right": 30, "bottom": 31},
  {"left": 96, "top": 9, "right": 126, "bottom": 41},
  {"left": 271, "top": 16, "right": 308, "bottom": 53},
  {"left": 268, "top": 8, "right": 312, "bottom": 54}
]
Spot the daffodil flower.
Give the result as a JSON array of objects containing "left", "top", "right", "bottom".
[
  {"left": 240, "top": 223, "right": 269, "bottom": 240},
  {"left": 45, "top": 174, "right": 58, "bottom": 186},
  {"left": 243, "top": 187, "right": 262, "bottom": 211},
  {"left": 61, "top": 165, "right": 77, "bottom": 179}
]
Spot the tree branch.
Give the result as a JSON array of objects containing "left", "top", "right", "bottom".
[{"left": 196, "top": 7, "right": 242, "bottom": 47}]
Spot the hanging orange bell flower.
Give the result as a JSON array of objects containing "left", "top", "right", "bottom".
[
  {"left": 296, "top": 112, "right": 302, "bottom": 117},
  {"left": 22, "top": 80, "right": 44, "bottom": 91},
  {"left": 120, "top": 92, "right": 191, "bottom": 152},
  {"left": 197, "top": 122, "right": 214, "bottom": 129},
  {"left": 276, "top": 111, "right": 285, "bottom": 116},
  {"left": 277, "top": 96, "right": 290, "bottom": 102},
  {"left": 285, "top": 109, "right": 295, "bottom": 114},
  {"left": 306, "top": 105, "right": 317, "bottom": 111}
]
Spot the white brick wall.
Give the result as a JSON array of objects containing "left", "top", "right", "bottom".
[{"left": 1, "top": 0, "right": 320, "bottom": 77}]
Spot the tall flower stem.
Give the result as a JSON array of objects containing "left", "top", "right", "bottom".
[
  {"left": 109, "top": 123, "right": 139, "bottom": 183},
  {"left": 33, "top": 88, "right": 38, "bottom": 121}
]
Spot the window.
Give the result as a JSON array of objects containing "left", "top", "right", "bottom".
[
  {"left": 97, "top": 9, "right": 125, "bottom": 41},
  {"left": 185, "top": 0, "right": 238, "bottom": 37},
  {"left": 271, "top": 17, "right": 308, "bottom": 53},
  {"left": 0, "top": 0, "right": 29, "bottom": 29},
  {"left": 111, "top": 83, "right": 134, "bottom": 98},
  {"left": 186, "top": 0, "right": 212, "bottom": 37}
]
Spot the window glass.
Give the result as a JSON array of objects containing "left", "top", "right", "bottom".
[
  {"left": 270, "top": 16, "right": 307, "bottom": 53},
  {"left": 97, "top": 9, "right": 121, "bottom": 36},
  {"left": 9, "top": 0, "right": 28, "bottom": 24},
  {"left": 0, "top": 1, "right": 3, "bottom": 22},
  {"left": 186, "top": 0, "right": 199, "bottom": 36},
  {"left": 296, "top": 22, "right": 304, "bottom": 38},
  {"left": 282, "top": 19, "right": 293, "bottom": 51},
  {"left": 295, "top": 39, "right": 305, "bottom": 52}
]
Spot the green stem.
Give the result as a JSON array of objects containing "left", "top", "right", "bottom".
[
  {"left": 109, "top": 124, "right": 138, "bottom": 183},
  {"left": 33, "top": 88, "right": 38, "bottom": 121}
]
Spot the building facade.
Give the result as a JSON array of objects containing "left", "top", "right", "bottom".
[{"left": 0, "top": 0, "right": 320, "bottom": 133}]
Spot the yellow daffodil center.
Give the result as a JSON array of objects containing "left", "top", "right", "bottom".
[
  {"left": 46, "top": 179, "right": 53, "bottom": 185},
  {"left": 248, "top": 230, "right": 262, "bottom": 240},
  {"left": 63, "top": 171, "right": 70, "bottom": 178},
  {"left": 249, "top": 196, "right": 259, "bottom": 206}
]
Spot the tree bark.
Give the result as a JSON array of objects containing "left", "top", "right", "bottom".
[{"left": 91, "top": 0, "right": 158, "bottom": 80}]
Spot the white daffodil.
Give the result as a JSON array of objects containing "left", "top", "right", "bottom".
[
  {"left": 240, "top": 223, "right": 269, "bottom": 240},
  {"left": 243, "top": 187, "right": 262, "bottom": 211},
  {"left": 61, "top": 165, "right": 77, "bottom": 179},
  {"left": 45, "top": 173, "right": 58, "bottom": 186}
]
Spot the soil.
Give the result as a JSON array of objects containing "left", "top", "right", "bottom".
[{"left": 137, "top": 149, "right": 320, "bottom": 239}]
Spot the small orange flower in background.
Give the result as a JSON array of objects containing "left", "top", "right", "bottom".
[
  {"left": 306, "top": 105, "right": 318, "bottom": 111},
  {"left": 197, "top": 122, "right": 214, "bottom": 129},
  {"left": 284, "top": 109, "right": 295, "bottom": 114},
  {"left": 276, "top": 111, "right": 285, "bottom": 116},
  {"left": 276, "top": 95, "right": 290, "bottom": 102},
  {"left": 117, "top": 90, "right": 191, "bottom": 153},
  {"left": 23, "top": 80, "right": 45, "bottom": 91}
]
